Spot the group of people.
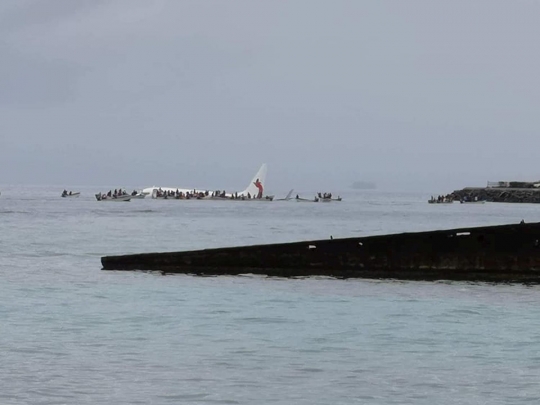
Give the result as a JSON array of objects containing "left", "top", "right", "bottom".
[
  {"left": 212, "top": 190, "right": 269, "bottom": 200},
  {"left": 460, "top": 195, "right": 480, "bottom": 203},
  {"left": 293, "top": 192, "right": 341, "bottom": 202},
  {"left": 154, "top": 189, "right": 209, "bottom": 199},
  {"left": 61, "top": 190, "right": 76, "bottom": 197},
  {"left": 429, "top": 195, "right": 454, "bottom": 203},
  {"left": 109, "top": 189, "right": 128, "bottom": 197},
  {"left": 96, "top": 189, "right": 135, "bottom": 199},
  {"left": 153, "top": 188, "right": 270, "bottom": 200}
]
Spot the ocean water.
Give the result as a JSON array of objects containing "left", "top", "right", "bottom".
[{"left": 1, "top": 185, "right": 540, "bottom": 404}]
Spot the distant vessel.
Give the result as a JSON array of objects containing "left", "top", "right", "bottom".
[
  {"left": 428, "top": 199, "right": 453, "bottom": 204},
  {"left": 61, "top": 190, "right": 80, "bottom": 198},
  {"left": 95, "top": 193, "right": 131, "bottom": 202},
  {"left": 460, "top": 200, "right": 486, "bottom": 204},
  {"left": 294, "top": 193, "right": 342, "bottom": 202},
  {"left": 350, "top": 181, "right": 376, "bottom": 190},
  {"left": 319, "top": 196, "right": 342, "bottom": 202},
  {"left": 295, "top": 196, "right": 318, "bottom": 203},
  {"left": 129, "top": 191, "right": 146, "bottom": 199}
]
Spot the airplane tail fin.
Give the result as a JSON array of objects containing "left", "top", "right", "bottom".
[{"left": 240, "top": 164, "right": 268, "bottom": 198}]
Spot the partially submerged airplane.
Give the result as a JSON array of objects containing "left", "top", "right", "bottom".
[{"left": 142, "top": 164, "right": 273, "bottom": 200}]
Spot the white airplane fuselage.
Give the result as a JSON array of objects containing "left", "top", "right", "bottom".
[{"left": 142, "top": 164, "right": 269, "bottom": 199}]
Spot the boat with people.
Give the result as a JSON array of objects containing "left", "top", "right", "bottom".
[
  {"left": 428, "top": 195, "right": 454, "bottom": 204},
  {"left": 129, "top": 190, "right": 146, "bottom": 199},
  {"left": 143, "top": 164, "right": 274, "bottom": 201},
  {"left": 152, "top": 189, "right": 212, "bottom": 200},
  {"left": 95, "top": 193, "right": 131, "bottom": 202},
  {"left": 95, "top": 189, "right": 132, "bottom": 202},
  {"left": 458, "top": 195, "right": 486, "bottom": 204},
  {"left": 293, "top": 193, "right": 341, "bottom": 203},
  {"left": 460, "top": 200, "right": 486, "bottom": 204},
  {"left": 316, "top": 192, "right": 342, "bottom": 202},
  {"left": 320, "top": 197, "right": 342, "bottom": 202},
  {"left": 295, "top": 195, "right": 319, "bottom": 202},
  {"left": 61, "top": 190, "right": 80, "bottom": 198}
]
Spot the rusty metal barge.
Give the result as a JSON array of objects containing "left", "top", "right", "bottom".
[{"left": 101, "top": 222, "right": 540, "bottom": 282}]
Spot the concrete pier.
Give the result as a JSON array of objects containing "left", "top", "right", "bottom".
[{"left": 101, "top": 222, "right": 540, "bottom": 282}]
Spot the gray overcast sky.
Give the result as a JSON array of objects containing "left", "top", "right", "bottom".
[{"left": 1, "top": 0, "right": 539, "bottom": 193}]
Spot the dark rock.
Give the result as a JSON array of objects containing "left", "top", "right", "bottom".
[{"left": 451, "top": 187, "right": 540, "bottom": 203}]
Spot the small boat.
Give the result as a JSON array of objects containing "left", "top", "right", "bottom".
[
  {"left": 315, "top": 193, "right": 341, "bottom": 202},
  {"left": 61, "top": 191, "right": 80, "bottom": 198},
  {"left": 294, "top": 194, "right": 342, "bottom": 202},
  {"left": 319, "top": 197, "right": 342, "bottom": 202},
  {"left": 295, "top": 196, "right": 319, "bottom": 202},
  {"left": 428, "top": 199, "right": 453, "bottom": 204},
  {"left": 460, "top": 200, "right": 486, "bottom": 204},
  {"left": 244, "top": 195, "right": 274, "bottom": 201},
  {"left": 129, "top": 192, "right": 146, "bottom": 199},
  {"left": 95, "top": 193, "right": 131, "bottom": 202},
  {"left": 152, "top": 191, "right": 193, "bottom": 200}
]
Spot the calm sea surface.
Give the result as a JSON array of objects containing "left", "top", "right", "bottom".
[{"left": 1, "top": 186, "right": 540, "bottom": 404}]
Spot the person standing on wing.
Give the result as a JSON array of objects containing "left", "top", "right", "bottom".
[{"left": 253, "top": 178, "right": 264, "bottom": 199}]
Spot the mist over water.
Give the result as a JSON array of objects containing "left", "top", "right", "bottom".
[{"left": 1, "top": 187, "right": 540, "bottom": 404}]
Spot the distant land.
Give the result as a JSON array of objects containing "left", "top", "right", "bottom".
[
  {"left": 449, "top": 180, "right": 540, "bottom": 203},
  {"left": 350, "top": 181, "right": 377, "bottom": 190}
]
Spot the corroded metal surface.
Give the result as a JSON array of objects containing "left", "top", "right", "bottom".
[{"left": 101, "top": 222, "right": 540, "bottom": 282}]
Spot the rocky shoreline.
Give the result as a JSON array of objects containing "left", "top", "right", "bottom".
[{"left": 451, "top": 187, "right": 540, "bottom": 203}]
